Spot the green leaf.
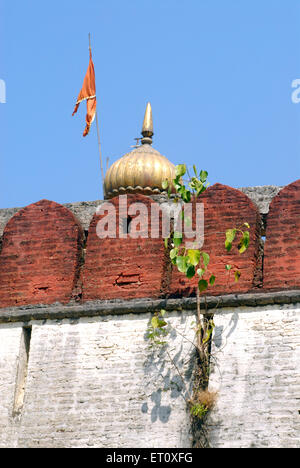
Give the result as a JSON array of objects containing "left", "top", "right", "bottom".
[
  {"left": 154, "top": 340, "right": 168, "bottom": 346},
  {"left": 175, "top": 164, "right": 186, "bottom": 177},
  {"left": 225, "top": 264, "right": 232, "bottom": 271},
  {"left": 177, "top": 185, "right": 186, "bottom": 195},
  {"left": 151, "top": 316, "right": 160, "bottom": 329},
  {"left": 225, "top": 240, "right": 232, "bottom": 252},
  {"left": 151, "top": 315, "right": 167, "bottom": 329},
  {"left": 173, "top": 176, "right": 182, "bottom": 192},
  {"left": 234, "top": 270, "right": 241, "bottom": 282},
  {"left": 202, "top": 327, "right": 213, "bottom": 344},
  {"left": 186, "top": 265, "right": 196, "bottom": 279},
  {"left": 226, "top": 228, "right": 236, "bottom": 243},
  {"left": 239, "top": 231, "right": 250, "bottom": 254},
  {"left": 239, "top": 244, "right": 247, "bottom": 254},
  {"left": 164, "top": 237, "right": 169, "bottom": 249},
  {"left": 193, "top": 164, "right": 198, "bottom": 176},
  {"left": 189, "top": 177, "right": 199, "bottom": 190},
  {"left": 198, "top": 279, "right": 208, "bottom": 292},
  {"left": 209, "top": 318, "right": 215, "bottom": 329},
  {"left": 160, "top": 309, "right": 166, "bottom": 316},
  {"left": 162, "top": 179, "right": 169, "bottom": 190},
  {"left": 196, "top": 185, "right": 206, "bottom": 196},
  {"left": 202, "top": 252, "right": 210, "bottom": 267},
  {"left": 170, "top": 248, "right": 178, "bottom": 260},
  {"left": 243, "top": 222, "right": 250, "bottom": 228},
  {"left": 200, "top": 170, "right": 208, "bottom": 183},
  {"left": 209, "top": 274, "right": 216, "bottom": 286},
  {"left": 243, "top": 231, "right": 250, "bottom": 245},
  {"left": 182, "top": 190, "right": 191, "bottom": 203},
  {"left": 157, "top": 318, "right": 167, "bottom": 328},
  {"left": 176, "top": 256, "right": 188, "bottom": 273},
  {"left": 187, "top": 249, "right": 201, "bottom": 266}
]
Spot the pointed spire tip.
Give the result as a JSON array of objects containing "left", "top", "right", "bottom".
[{"left": 141, "top": 102, "right": 153, "bottom": 144}]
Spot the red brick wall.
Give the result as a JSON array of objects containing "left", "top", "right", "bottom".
[
  {"left": 0, "top": 200, "right": 83, "bottom": 307},
  {"left": 1, "top": 180, "right": 300, "bottom": 308},
  {"left": 170, "top": 184, "right": 261, "bottom": 297},
  {"left": 264, "top": 179, "right": 300, "bottom": 291},
  {"left": 81, "top": 194, "right": 169, "bottom": 301}
]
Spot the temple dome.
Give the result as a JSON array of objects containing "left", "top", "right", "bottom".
[{"left": 104, "top": 103, "right": 175, "bottom": 198}]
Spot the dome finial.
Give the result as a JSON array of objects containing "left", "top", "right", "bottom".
[
  {"left": 141, "top": 102, "right": 154, "bottom": 145},
  {"left": 104, "top": 101, "right": 175, "bottom": 198}
]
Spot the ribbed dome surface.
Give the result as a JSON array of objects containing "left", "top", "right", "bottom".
[{"left": 104, "top": 144, "right": 175, "bottom": 198}]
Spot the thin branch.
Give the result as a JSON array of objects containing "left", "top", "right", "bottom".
[{"left": 165, "top": 348, "right": 192, "bottom": 402}]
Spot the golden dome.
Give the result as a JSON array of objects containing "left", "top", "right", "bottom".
[{"left": 104, "top": 103, "right": 175, "bottom": 198}]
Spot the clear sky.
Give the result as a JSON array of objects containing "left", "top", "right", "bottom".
[{"left": 1, "top": 0, "right": 300, "bottom": 208}]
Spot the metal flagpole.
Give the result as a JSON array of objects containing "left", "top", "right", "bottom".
[{"left": 89, "top": 33, "right": 105, "bottom": 197}]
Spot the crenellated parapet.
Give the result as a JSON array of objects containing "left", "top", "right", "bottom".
[
  {"left": 81, "top": 194, "right": 169, "bottom": 301},
  {"left": 263, "top": 179, "right": 300, "bottom": 291},
  {"left": 170, "top": 183, "right": 261, "bottom": 297},
  {"left": 0, "top": 180, "right": 299, "bottom": 309},
  {"left": 0, "top": 199, "right": 84, "bottom": 308}
]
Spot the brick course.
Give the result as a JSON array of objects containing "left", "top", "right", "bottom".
[
  {"left": 0, "top": 200, "right": 83, "bottom": 307},
  {"left": 0, "top": 184, "right": 299, "bottom": 448},
  {"left": 82, "top": 194, "right": 168, "bottom": 301},
  {"left": 264, "top": 179, "right": 300, "bottom": 291},
  {"left": 170, "top": 184, "right": 261, "bottom": 297},
  {"left": 0, "top": 180, "right": 299, "bottom": 305}
]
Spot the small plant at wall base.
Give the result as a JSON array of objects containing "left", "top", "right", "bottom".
[{"left": 147, "top": 164, "right": 250, "bottom": 445}]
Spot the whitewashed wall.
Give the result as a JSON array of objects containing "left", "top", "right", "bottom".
[
  {"left": 0, "top": 325, "right": 23, "bottom": 447},
  {"left": 208, "top": 303, "right": 300, "bottom": 448},
  {"left": 0, "top": 303, "right": 299, "bottom": 448},
  {"left": 0, "top": 312, "right": 196, "bottom": 448}
]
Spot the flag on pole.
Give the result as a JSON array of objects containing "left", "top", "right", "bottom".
[{"left": 72, "top": 49, "right": 96, "bottom": 137}]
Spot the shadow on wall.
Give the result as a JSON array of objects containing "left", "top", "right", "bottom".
[
  {"left": 150, "top": 389, "right": 172, "bottom": 423},
  {"left": 142, "top": 314, "right": 196, "bottom": 424},
  {"left": 212, "top": 311, "right": 239, "bottom": 351}
]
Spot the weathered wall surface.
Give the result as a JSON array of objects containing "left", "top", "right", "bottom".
[
  {"left": 208, "top": 303, "right": 300, "bottom": 448},
  {"left": 82, "top": 194, "right": 169, "bottom": 301},
  {"left": 0, "top": 325, "right": 23, "bottom": 447},
  {"left": 0, "top": 183, "right": 294, "bottom": 308},
  {"left": 0, "top": 200, "right": 83, "bottom": 308},
  {"left": 0, "top": 185, "right": 282, "bottom": 237},
  {"left": 264, "top": 179, "right": 300, "bottom": 291},
  {"left": 0, "top": 181, "right": 299, "bottom": 448},
  {"left": 0, "top": 311, "right": 196, "bottom": 448},
  {"left": 170, "top": 183, "right": 261, "bottom": 296},
  {"left": 0, "top": 303, "right": 299, "bottom": 448}
]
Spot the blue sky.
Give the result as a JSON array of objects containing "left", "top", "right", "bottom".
[{"left": 1, "top": 0, "right": 300, "bottom": 208}]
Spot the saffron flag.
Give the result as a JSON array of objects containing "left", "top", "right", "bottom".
[{"left": 72, "top": 50, "right": 96, "bottom": 137}]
